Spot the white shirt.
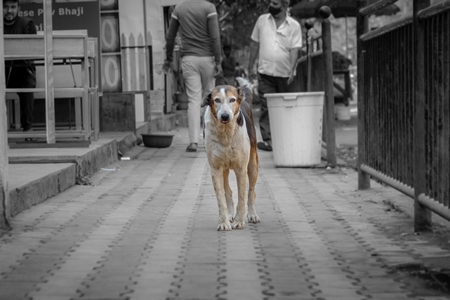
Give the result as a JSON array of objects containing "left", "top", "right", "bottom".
[{"left": 251, "top": 13, "right": 302, "bottom": 77}]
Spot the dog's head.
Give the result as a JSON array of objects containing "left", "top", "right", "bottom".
[{"left": 201, "top": 85, "right": 245, "bottom": 125}]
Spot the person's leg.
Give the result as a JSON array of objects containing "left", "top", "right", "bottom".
[
  {"left": 199, "top": 57, "right": 215, "bottom": 142},
  {"left": 257, "top": 73, "right": 277, "bottom": 150},
  {"left": 199, "top": 57, "right": 215, "bottom": 95},
  {"left": 18, "top": 92, "right": 34, "bottom": 131},
  {"left": 275, "top": 76, "right": 292, "bottom": 93},
  {"left": 182, "top": 56, "right": 203, "bottom": 151}
]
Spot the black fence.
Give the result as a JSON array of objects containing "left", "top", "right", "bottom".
[
  {"left": 422, "top": 5, "right": 450, "bottom": 213},
  {"left": 360, "top": 18, "right": 415, "bottom": 188},
  {"left": 357, "top": 0, "right": 450, "bottom": 228}
]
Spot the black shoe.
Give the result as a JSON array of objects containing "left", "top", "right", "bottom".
[
  {"left": 186, "top": 143, "right": 198, "bottom": 152},
  {"left": 257, "top": 141, "right": 272, "bottom": 151}
]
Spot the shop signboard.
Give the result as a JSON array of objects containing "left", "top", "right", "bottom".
[
  {"left": 19, "top": 0, "right": 102, "bottom": 93},
  {"left": 19, "top": 0, "right": 100, "bottom": 39}
]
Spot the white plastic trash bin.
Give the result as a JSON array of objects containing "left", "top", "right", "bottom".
[{"left": 266, "top": 92, "right": 324, "bottom": 167}]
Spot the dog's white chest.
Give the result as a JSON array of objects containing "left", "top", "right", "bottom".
[{"left": 204, "top": 120, "right": 250, "bottom": 167}]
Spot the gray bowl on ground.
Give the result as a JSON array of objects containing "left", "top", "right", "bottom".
[{"left": 141, "top": 133, "right": 174, "bottom": 148}]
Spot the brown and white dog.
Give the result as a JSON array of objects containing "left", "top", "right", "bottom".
[{"left": 201, "top": 80, "right": 260, "bottom": 231}]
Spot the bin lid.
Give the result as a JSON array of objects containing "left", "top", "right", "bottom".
[
  {"left": 265, "top": 92, "right": 325, "bottom": 107},
  {"left": 264, "top": 92, "right": 325, "bottom": 99}
]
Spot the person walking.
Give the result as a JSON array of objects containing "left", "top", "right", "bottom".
[
  {"left": 221, "top": 45, "right": 236, "bottom": 85},
  {"left": 248, "top": 0, "right": 302, "bottom": 151},
  {"left": 4, "top": 0, "right": 37, "bottom": 133},
  {"left": 164, "top": 0, "right": 222, "bottom": 152}
]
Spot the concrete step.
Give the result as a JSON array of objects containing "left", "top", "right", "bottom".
[
  {"left": 8, "top": 163, "right": 76, "bottom": 218},
  {"left": 6, "top": 131, "right": 139, "bottom": 220}
]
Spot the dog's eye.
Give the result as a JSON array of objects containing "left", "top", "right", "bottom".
[
  {"left": 214, "top": 98, "right": 221, "bottom": 103},
  {"left": 229, "top": 98, "right": 236, "bottom": 103}
]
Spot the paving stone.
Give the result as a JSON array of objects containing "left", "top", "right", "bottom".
[
  {"left": 0, "top": 281, "right": 36, "bottom": 300},
  {"left": 175, "top": 274, "right": 221, "bottom": 298},
  {"left": 78, "top": 275, "right": 132, "bottom": 299},
  {"left": 225, "top": 279, "right": 265, "bottom": 300},
  {"left": 128, "top": 274, "right": 176, "bottom": 300}
]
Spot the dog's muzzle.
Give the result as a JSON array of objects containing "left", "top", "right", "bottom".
[{"left": 220, "top": 113, "right": 231, "bottom": 124}]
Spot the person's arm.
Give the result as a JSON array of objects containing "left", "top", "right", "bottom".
[
  {"left": 207, "top": 14, "right": 222, "bottom": 76},
  {"left": 163, "top": 17, "right": 179, "bottom": 72},
  {"left": 248, "top": 17, "right": 261, "bottom": 79},
  {"left": 287, "top": 47, "right": 300, "bottom": 85},
  {"left": 24, "top": 19, "right": 37, "bottom": 34},
  {"left": 24, "top": 19, "right": 37, "bottom": 78},
  {"left": 287, "top": 21, "right": 303, "bottom": 84},
  {"left": 247, "top": 40, "right": 259, "bottom": 79}
]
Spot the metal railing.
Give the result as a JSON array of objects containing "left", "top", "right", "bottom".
[
  {"left": 360, "top": 17, "right": 415, "bottom": 189},
  {"left": 357, "top": 0, "right": 450, "bottom": 229}
]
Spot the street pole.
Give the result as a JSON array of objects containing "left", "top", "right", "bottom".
[
  {"left": 320, "top": 6, "right": 336, "bottom": 168},
  {"left": 356, "top": 0, "right": 370, "bottom": 190},
  {"left": 413, "top": 0, "right": 432, "bottom": 231}
]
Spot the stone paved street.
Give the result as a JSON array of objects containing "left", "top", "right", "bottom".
[{"left": 1, "top": 127, "right": 450, "bottom": 300}]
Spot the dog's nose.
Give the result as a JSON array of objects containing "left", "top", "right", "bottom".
[{"left": 221, "top": 113, "right": 230, "bottom": 121}]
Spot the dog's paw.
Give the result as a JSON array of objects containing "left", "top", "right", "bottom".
[
  {"left": 248, "top": 214, "right": 261, "bottom": 224},
  {"left": 217, "top": 221, "right": 232, "bottom": 231},
  {"left": 232, "top": 221, "right": 245, "bottom": 230},
  {"left": 227, "top": 207, "right": 235, "bottom": 222}
]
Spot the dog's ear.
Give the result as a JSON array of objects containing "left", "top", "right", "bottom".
[
  {"left": 238, "top": 86, "right": 253, "bottom": 104},
  {"left": 237, "top": 87, "right": 244, "bottom": 104},
  {"left": 201, "top": 92, "right": 212, "bottom": 107}
]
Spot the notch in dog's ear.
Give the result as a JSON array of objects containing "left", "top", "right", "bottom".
[
  {"left": 201, "top": 92, "right": 212, "bottom": 107},
  {"left": 237, "top": 86, "right": 252, "bottom": 104}
]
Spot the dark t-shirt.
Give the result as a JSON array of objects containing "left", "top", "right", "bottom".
[
  {"left": 166, "top": 0, "right": 221, "bottom": 64},
  {"left": 4, "top": 16, "right": 37, "bottom": 88}
]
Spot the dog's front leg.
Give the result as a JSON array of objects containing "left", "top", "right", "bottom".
[
  {"left": 233, "top": 169, "right": 247, "bottom": 230},
  {"left": 223, "top": 169, "right": 235, "bottom": 222},
  {"left": 247, "top": 156, "right": 260, "bottom": 223},
  {"left": 211, "top": 168, "right": 232, "bottom": 231}
]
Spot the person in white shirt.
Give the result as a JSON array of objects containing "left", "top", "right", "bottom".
[{"left": 248, "top": 0, "right": 302, "bottom": 151}]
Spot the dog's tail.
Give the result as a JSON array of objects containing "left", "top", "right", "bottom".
[
  {"left": 235, "top": 76, "right": 250, "bottom": 88},
  {"left": 235, "top": 77, "right": 253, "bottom": 104}
]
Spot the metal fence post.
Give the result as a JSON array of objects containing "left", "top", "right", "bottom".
[
  {"left": 320, "top": 7, "right": 336, "bottom": 167},
  {"left": 304, "top": 21, "right": 314, "bottom": 92},
  {"left": 357, "top": 0, "right": 370, "bottom": 190},
  {"left": 44, "top": 0, "right": 56, "bottom": 144},
  {"left": 413, "top": 0, "right": 432, "bottom": 230}
]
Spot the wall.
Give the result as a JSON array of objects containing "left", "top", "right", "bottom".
[
  {"left": 0, "top": 9, "right": 10, "bottom": 230},
  {"left": 100, "top": 0, "right": 121, "bottom": 93},
  {"left": 164, "top": 0, "right": 185, "bottom": 5},
  {"left": 145, "top": 0, "right": 184, "bottom": 114},
  {"left": 145, "top": 0, "right": 167, "bottom": 92},
  {"left": 118, "top": 0, "right": 147, "bottom": 92}
]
